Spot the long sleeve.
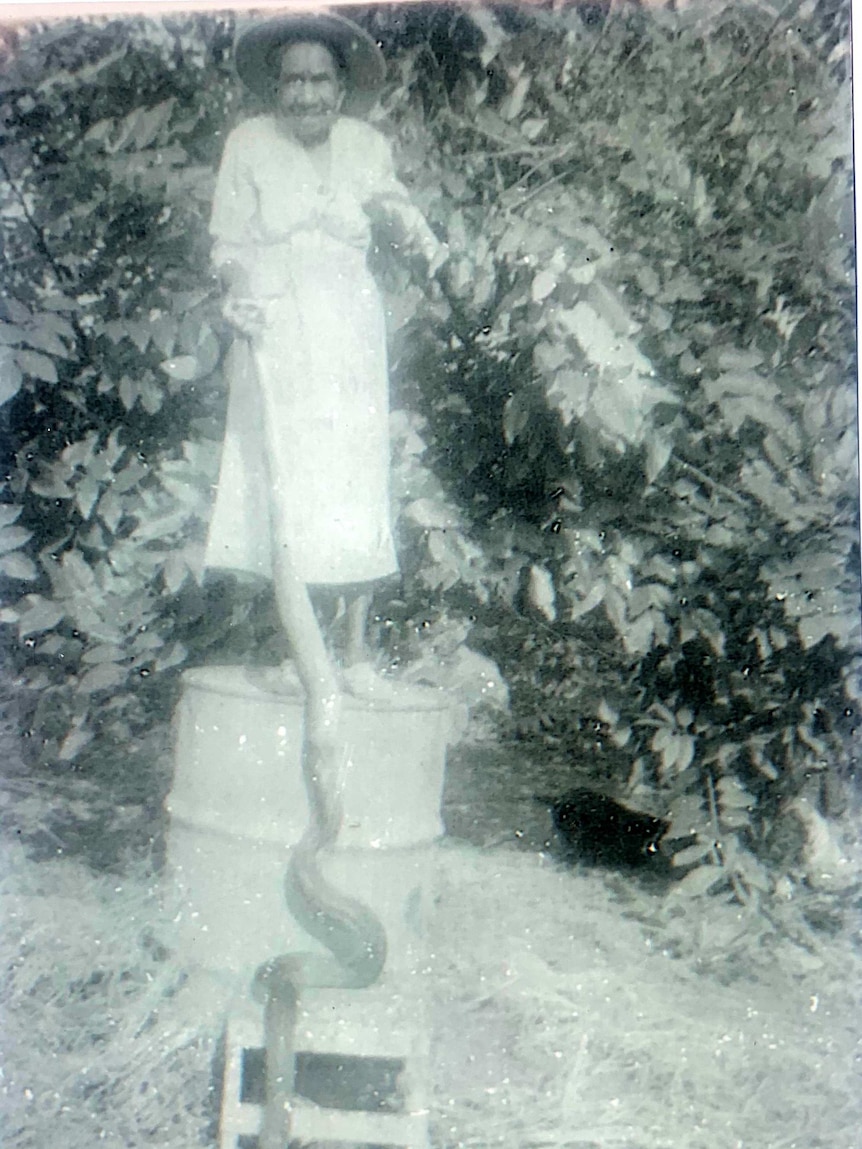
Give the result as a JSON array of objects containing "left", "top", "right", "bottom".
[{"left": 209, "top": 127, "right": 260, "bottom": 273}]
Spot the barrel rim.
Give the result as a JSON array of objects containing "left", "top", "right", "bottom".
[{"left": 180, "top": 665, "right": 455, "bottom": 713}]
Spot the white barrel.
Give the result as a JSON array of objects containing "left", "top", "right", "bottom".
[{"left": 165, "top": 665, "right": 453, "bottom": 988}]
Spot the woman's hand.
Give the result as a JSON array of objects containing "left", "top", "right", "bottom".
[{"left": 223, "top": 297, "right": 266, "bottom": 339}]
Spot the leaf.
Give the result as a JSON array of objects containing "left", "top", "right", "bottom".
[
  {"left": 118, "top": 376, "right": 137, "bottom": 410},
  {"left": 568, "top": 580, "right": 605, "bottom": 620},
  {"left": 501, "top": 74, "right": 531, "bottom": 121},
  {"left": 527, "top": 564, "right": 556, "bottom": 622},
  {"left": 731, "top": 848, "right": 771, "bottom": 893},
  {"left": 75, "top": 475, "right": 100, "bottom": 521},
  {"left": 0, "top": 322, "right": 27, "bottom": 345},
  {"left": 474, "top": 106, "right": 528, "bottom": 148},
  {"left": 719, "top": 807, "right": 753, "bottom": 830},
  {"left": 546, "top": 368, "right": 591, "bottom": 425},
  {"left": 18, "top": 595, "right": 64, "bottom": 637},
  {"left": 521, "top": 118, "right": 546, "bottom": 141},
  {"left": 675, "top": 734, "right": 696, "bottom": 773},
  {"left": 502, "top": 392, "right": 531, "bottom": 446},
  {"left": 666, "top": 794, "right": 708, "bottom": 840},
  {"left": 123, "top": 319, "right": 152, "bottom": 352},
  {"left": 139, "top": 379, "right": 164, "bottom": 415},
  {"left": 15, "top": 349, "right": 58, "bottom": 384},
  {"left": 691, "top": 174, "right": 712, "bottom": 225},
  {"left": 159, "top": 355, "right": 200, "bottom": 382},
  {"left": 596, "top": 699, "right": 619, "bottom": 726},
  {"left": 98, "top": 491, "right": 125, "bottom": 535},
  {"left": 468, "top": 6, "right": 507, "bottom": 66},
  {"left": 1, "top": 298, "right": 30, "bottom": 324},
  {"left": 108, "top": 98, "right": 175, "bottom": 153},
  {"left": 57, "top": 549, "right": 96, "bottom": 595},
  {"left": 195, "top": 327, "right": 221, "bottom": 375},
  {"left": 25, "top": 319, "right": 70, "bottom": 357},
  {"left": 150, "top": 316, "right": 177, "bottom": 357},
  {"left": 132, "top": 98, "right": 176, "bottom": 149},
  {"left": 622, "top": 609, "right": 656, "bottom": 656},
  {"left": 62, "top": 432, "right": 98, "bottom": 469},
  {"left": 58, "top": 723, "right": 94, "bottom": 763},
  {"left": 163, "top": 551, "right": 189, "bottom": 594},
  {"left": 41, "top": 294, "right": 77, "bottom": 312},
  {"left": 717, "top": 777, "right": 754, "bottom": 809},
  {"left": 0, "top": 525, "right": 32, "bottom": 555},
  {"left": 84, "top": 117, "right": 114, "bottom": 144},
  {"left": 651, "top": 726, "right": 672, "bottom": 754},
  {"left": 674, "top": 864, "right": 725, "bottom": 897},
  {"left": 558, "top": 303, "right": 651, "bottom": 374},
  {"left": 656, "top": 272, "right": 704, "bottom": 303},
  {"left": 405, "top": 498, "right": 459, "bottom": 530},
  {"left": 81, "top": 643, "right": 125, "bottom": 665},
  {"left": 672, "top": 840, "right": 715, "bottom": 867},
  {"left": 644, "top": 434, "right": 673, "bottom": 485},
  {"left": 531, "top": 269, "right": 557, "bottom": 303},
  {"left": 78, "top": 662, "right": 129, "bottom": 693},
  {"left": 0, "top": 552, "right": 38, "bottom": 580},
  {"left": 534, "top": 340, "right": 570, "bottom": 374},
  {"left": 0, "top": 347, "right": 23, "bottom": 404},
  {"left": 156, "top": 642, "right": 188, "bottom": 672}
]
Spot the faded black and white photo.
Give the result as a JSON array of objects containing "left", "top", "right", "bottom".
[{"left": 0, "top": 3, "right": 858, "bottom": 1148}]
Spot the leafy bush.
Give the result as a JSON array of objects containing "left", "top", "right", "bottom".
[{"left": 0, "top": 2, "right": 857, "bottom": 900}]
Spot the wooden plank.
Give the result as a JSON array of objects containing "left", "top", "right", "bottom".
[
  {"left": 220, "top": 1016, "right": 262, "bottom": 1149},
  {"left": 290, "top": 1100, "right": 430, "bottom": 1147},
  {"left": 219, "top": 992, "right": 431, "bottom": 1149}
]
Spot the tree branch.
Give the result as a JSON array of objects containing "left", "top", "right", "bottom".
[
  {"left": 670, "top": 455, "right": 751, "bottom": 509},
  {"left": 0, "top": 152, "right": 71, "bottom": 289}
]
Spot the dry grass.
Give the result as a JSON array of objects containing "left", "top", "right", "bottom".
[
  {"left": 0, "top": 839, "right": 216, "bottom": 1149},
  {"left": 1, "top": 834, "right": 860, "bottom": 1149},
  {"left": 428, "top": 844, "right": 862, "bottom": 1149}
]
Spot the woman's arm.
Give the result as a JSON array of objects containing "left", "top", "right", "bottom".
[
  {"left": 362, "top": 131, "right": 449, "bottom": 277},
  {"left": 210, "top": 128, "right": 258, "bottom": 263},
  {"left": 210, "top": 128, "right": 267, "bottom": 337}
]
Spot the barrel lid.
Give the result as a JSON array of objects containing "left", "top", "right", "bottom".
[{"left": 180, "top": 665, "right": 454, "bottom": 713}]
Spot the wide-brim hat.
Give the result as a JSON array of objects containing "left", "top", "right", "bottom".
[{"left": 234, "top": 12, "right": 386, "bottom": 113}]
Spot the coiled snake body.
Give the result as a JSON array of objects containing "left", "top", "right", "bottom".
[{"left": 251, "top": 718, "right": 388, "bottom": 1149}]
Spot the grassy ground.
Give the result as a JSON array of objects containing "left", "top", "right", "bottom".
[{"left": 1, "top": 736, "right": 860, "bottom": 1149}]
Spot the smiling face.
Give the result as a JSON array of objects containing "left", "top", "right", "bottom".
[{"left": 276, "top": 41, "right": 344, "bottom": 147}]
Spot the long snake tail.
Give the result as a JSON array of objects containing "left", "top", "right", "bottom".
[{"left": 253, "top": 718, "right": 389, "bottom": 1149}]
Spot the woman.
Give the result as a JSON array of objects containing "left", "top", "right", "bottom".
[{"left": 205, "top": 14, "right": 446, "bottom": 738}]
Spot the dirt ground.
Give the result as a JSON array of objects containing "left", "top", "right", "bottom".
[{"left": 1, "top": 733, "right": 860, "bottom": 1149}]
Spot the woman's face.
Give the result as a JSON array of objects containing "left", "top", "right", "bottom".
[{"left": 276, "top": 41, "right": 344, "bottom": 147}]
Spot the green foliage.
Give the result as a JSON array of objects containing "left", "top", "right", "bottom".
[
  {"left": 375, "top": 0, "right": 858, "bottom": 903},
  {"left": 0, "top": 3, "right": 857, "bottom": 903}
]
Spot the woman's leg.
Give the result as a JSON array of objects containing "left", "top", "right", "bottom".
[{"left": 344, "top": 590, "right": 372, "bottom": 668}]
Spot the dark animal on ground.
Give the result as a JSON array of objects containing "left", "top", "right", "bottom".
[{"left": 536, "top": 789, "right": 671, "bottom": 871}]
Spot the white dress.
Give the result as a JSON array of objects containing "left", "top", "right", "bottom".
[{"left": 204, "top": 114, "right": 436, "bottom": 586}]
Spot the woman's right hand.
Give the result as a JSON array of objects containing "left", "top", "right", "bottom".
[{"left": 223, "top": 297, "right": 266, "bottom": 338}]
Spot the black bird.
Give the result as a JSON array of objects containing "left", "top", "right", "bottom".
[{"left": 536, "top": 788, "right": 670, "bottom": 871}]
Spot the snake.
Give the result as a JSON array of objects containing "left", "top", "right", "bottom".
[{"left": 251, "top": 711, "right": 388, "bottom": 1149}]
